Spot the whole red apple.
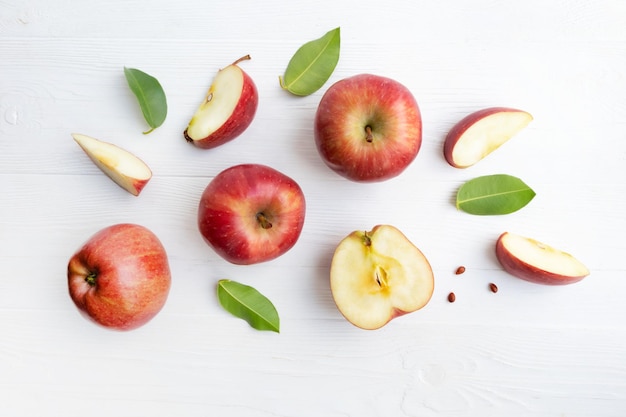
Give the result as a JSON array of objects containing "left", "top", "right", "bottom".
[
  {"left": 314, "top": 74, "right": 422, "bottom": 182},
  {"left": 67, "top": 223, "right": 171, "bottom": 331},
  {"left": 198, "top": 164, "right": 306, "bottom": 265}
]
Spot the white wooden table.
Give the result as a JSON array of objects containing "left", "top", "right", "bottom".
[{"left": 2, "top": 1, "right": 625, "bottom": 416}]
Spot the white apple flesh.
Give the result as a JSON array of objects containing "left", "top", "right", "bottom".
[
  {"left": 444, "top": 107, "right": 533, "bottom": 168},
  {"left": 184, "top": 55, "right": 258, "bottom": 149},
  {"left": 496, "top": 232, "right": 590, "bottom": 285},
  {"left": 67, "top": 223, "right": 171, "bottom": 331},
  {"left": 330, "top": 225, "right": 434, "bottom": 330},
  {"left": 197, "top": 164, "right": 306, "bottom": 265},
  {"left": 314, "top": 74, "right": 422, "bottom": 182},
  {"left": 72, "top": 133, "right": 152, "bottom": 196}
]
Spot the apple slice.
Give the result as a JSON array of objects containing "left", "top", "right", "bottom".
[
  {"left": 184, "top": 55, "right": 258, "bottom": 149},
  {"left": 444, "top": 107, "right": 533, "bottom": 168},
  {"left": 72, "top": 133, "right": 152, "bottom": 196},
  {"left": 496, "top": 231, "right": 590, "bottom": 285},
  {"left": 330, "top": 225, "right": 434, "bottom": 330}
]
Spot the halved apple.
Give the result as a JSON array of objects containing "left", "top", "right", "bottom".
[
  {"left": 330, "top": 225, "right": 434, "bottom": 330},
  {"left": 72, "top": 133, "right": 152, "bottom": 196},
  {"left": 496, "top": 232, "right": 590, "bottom": 285},
  {"left": 184, "top": 55, "right": 258, "bottom": 149},
  {"left": 444, "top": 107, "right": 533, "bottom": 168}
]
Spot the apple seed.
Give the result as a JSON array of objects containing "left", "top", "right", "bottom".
[
  {"left": 455, "top": 266, "right": 466, "bottom": 275},
  {"left": 447, "top": 292, "right": 456, "bottom": 303},
  {"left": 489, "top": 283, "right": 498, "bottom": 293}
]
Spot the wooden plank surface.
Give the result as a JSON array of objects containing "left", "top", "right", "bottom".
[{"left": 2, "top": 0, "right": 626, "bottom": 416}]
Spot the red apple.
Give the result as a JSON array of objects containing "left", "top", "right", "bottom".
[
  {"left": 184, "top": 55, "right": 258, "bottom": 149},
  {"left": 67, "top": 223, "right": 171, "bottom": 330},
  {"left": 314, "top": 74, "right": 422, "bottom": 182},
  {"left": 496, "top": 231, "right": 590, "bottom": 285},
  {"left": 72, "top": 133, "right": 152, "bottom": 196},
  {"left": 330, "top": 225, "right": 434, "bottom": 330},
  {"left": 444, "top": 107, "right": 533, "bottom": 168},
  {"left": 198, "top": 164, "right": 306, "bottom": 265}
]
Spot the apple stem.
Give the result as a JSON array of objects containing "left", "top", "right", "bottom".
[
  {"left": 256, "top": 212, "right": 273, "bottom": 229},
  {"left": 232, "top": 54, "right": 252, "bottom": 66},
  {"left": 84, "top": 273, "right": 97, "bottom": 287},
  {"left": 365, "top": 125, "right": 374, "bottom": 143}
]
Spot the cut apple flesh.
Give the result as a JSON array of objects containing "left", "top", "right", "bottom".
[
  {"left": 185, "top": 65, "right": 243, "bottom": 140},
  {"left": 449, "top": 110, "right": 533, "bottom": 168},
  {"left": 330, "top": 225, "right": 434, "bottom": 330},
  {"left": 72, "top": 133, "right": 152, "bottom": 196},
  {"left": 496, "top": 232, "right": 590, "bottom": 285}
]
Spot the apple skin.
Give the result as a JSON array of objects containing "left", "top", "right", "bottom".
[
  {"left": 314, "top": 74, "right": 422, "bottom": 182},
  {"left": 443, "top": 107, "right": 533, "bottom": 168},
  {"left": 495, "top": 232, "right": 590, "bottom": 285},
  {"left": 184, "top": 55, "right": 258, "bottom": 149},
  {"left": 67, "top": 223, "right": 171, "bottom": 331},
  {"left": 330, "top": 225, "right": 434, "bottom": 330},
  {"left": 198, "top": 164, "right": 306, "bottom": 265}
]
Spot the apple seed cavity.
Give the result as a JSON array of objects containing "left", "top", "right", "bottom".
[{"left": 374, "top": 265, "right": 388, "bottom": 288}]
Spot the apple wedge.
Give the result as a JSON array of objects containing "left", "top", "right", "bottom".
[
  {"left": 72, "top": 133, "right": 152, "bottom": 196},
  {"left": 184, "top": 55, "right": 258, "bottom": 149},
  {"left": 496, "top": 232, "right": 590, "bottom": 285},
  {"left": 330, "top": 225, "right": 434, "bottom": 330},
  {"left": 444, "top": 107, "right": 533, "bottom": 168}
]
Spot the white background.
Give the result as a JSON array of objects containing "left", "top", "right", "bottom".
[{"left": 2, "top": 0, "right": 626, "bottom": 416}]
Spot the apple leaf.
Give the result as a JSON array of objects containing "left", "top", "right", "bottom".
[
  {"left": 279, "top": 27, "right": 340, "bottom": 96},
  {"left": 456, "top": 174, "right": 536, "bottom": 215},
  {"left": 217, "top": 279, "right": 280, "bottom": 333},
  {"left": 124, "top": 67, "right": 167, "bottom": 134}
]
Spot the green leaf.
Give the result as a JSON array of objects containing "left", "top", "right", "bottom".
[
  {"left": 123, "top": 67, "right": 167, "bottom": 134},
  {"left": 217, "top": 279, "right": 280, "bottom": 333},
  {"left": 279, "top": 27, "right": 340, "bottom": 96},
  {"left": 456, "top": 174, "right": 536, "bottom": 215}
]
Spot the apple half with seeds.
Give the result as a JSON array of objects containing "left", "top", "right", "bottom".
[
  {"left": 496, "top": 232, "right": 590, "bottom": 285},
  {"left": 72, "top": 133, "right": 152, "bottom": 196},
  {"left": 184, "top": 55, "right": 258, "bottom": 149},
  {"left": 330, "top": 225, "right": 434, "bottom": 330},
  {"left": 444, "top": 107, "right": 533, "bottom": 168}
]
